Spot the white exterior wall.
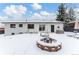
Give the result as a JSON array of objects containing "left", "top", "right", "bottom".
[
  {"left": 5, "top": 23, "right": 27, "bottom": 35},
  {"left": 26, "top": 23, "right": 63, "bottom": 33},
  {"left": 26, "top": 24, "right": 38, "bottom": 33},
  {"left": 54, "top": 24, "right": 63, "bottom": 32},
  {"left": 41, "top": 23, "right": 63, "bottom": 33},
  {"left": 4, "top": 22, "right": 63, "bottom": 35}
]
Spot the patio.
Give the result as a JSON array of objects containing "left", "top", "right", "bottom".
[{"left": 0, "top": 32, "right": 79, "bottom": 55}]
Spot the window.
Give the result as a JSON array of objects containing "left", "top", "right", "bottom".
[
  {"left": 10, "top": 24, "right": 16, "bottom": 28},
  {"left": 19, "top": 24, "right": 23, "bottom": 27},
  {"left": 11, "top": 33, "right": 15, "bottom": 35},
  {"left": 28, "top": 24, "right": 34, "bottom": 29},
  {"left": 39, "top": 25, "right": 45, "bottom": 31}
]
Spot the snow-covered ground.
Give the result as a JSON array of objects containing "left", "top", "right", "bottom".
[{"left": 0, "top": 32, "right": 79, "bottom": 55}]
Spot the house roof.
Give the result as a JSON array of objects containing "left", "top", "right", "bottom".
[
  {"left": 69, "top": 21, "right": 79, "bottom": 23},
  {"left": 0, "top": 16, "right": 64, "bottom": 23},
  {"left": 1, "top": 20, "right": 63, "bottom": 24}
]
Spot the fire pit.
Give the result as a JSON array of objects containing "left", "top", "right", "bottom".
[{"left": 36, "top": 35, "right": 62, "bottom": 52}]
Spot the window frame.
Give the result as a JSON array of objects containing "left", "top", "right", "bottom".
[
  {"left": 10, "top": 24, "right": 16, "bottom": 28},
  {"left": 39, "top": 25, "right": 45, "bottom": 31},
  {"left": 28, "top": 24, "right": 34, "bottom": 29},
  {"left": 19, "top": 24, "right": 23, "bottom": 27}
]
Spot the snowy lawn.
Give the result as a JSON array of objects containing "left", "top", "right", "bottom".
[{"left": 0, "top": 32, "right": 79, "bottom": 55}]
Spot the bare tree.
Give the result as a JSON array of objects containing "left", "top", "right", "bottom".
[{"left": 68, "top": 7, "right": 76, "bottom": 21}]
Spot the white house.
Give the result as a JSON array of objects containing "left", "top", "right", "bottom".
[{"left": 2, "top": 20, "right": 64, "bottom": 35}]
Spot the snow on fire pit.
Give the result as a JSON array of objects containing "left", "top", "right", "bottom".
[{"left": 36, "top": 33, "right": 62, "bottom": 52}]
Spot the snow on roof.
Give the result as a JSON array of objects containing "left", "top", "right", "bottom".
[
  {"left": 1, "top": 20, "right": 63, "bottom": 23},
  {"left": 0, "top": 17, "right": 63, "bottom": 24},
  {"left": 69, "top": 21, "right": 79, "bottom": 23},
  {"left": 27, "top": 18, "right": 60, "bottom": 22},
  {"left": 2, "top": 20, "right": 27, "bottom": 23}
]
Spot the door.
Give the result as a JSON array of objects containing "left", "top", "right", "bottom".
[{"left": 51, "top": 25, "right": 54, "bottom": 32}]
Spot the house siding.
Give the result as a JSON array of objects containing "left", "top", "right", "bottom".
[
  {"left": 5, "top": 23, "right": 27, "bottom": 35},
  {"left": 3, "top": 22, "right": 64, "bottom": 35}
]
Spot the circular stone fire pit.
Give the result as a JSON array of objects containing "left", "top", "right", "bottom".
[{"left": 36, "top": 37, "right": 62, "bottom": 52}]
